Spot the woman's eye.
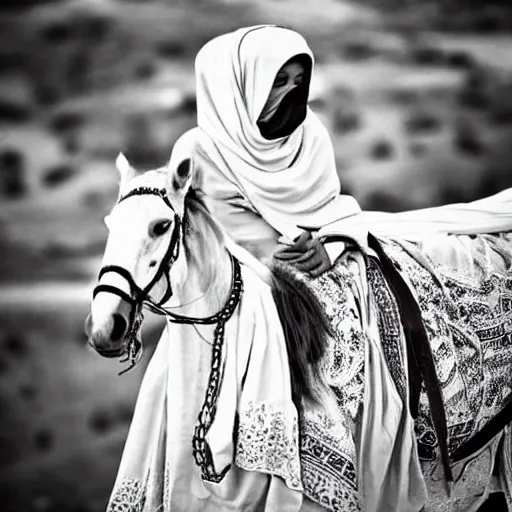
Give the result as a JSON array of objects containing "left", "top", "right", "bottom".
[
  {"left": 294, "top": 75, "right": 304, "bottom": 85},
  {"left": 152, "top": 221, "right": 171, "bottom": 236},
  {"left": 273, "top": 75, "right": 287, "bottom": 88}
]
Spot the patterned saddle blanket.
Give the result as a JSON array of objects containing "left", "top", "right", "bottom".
[
  {"left": 380, "top": 233, "right": 512, "bottom": 462},
  {"left": 292, "top": 231, "right": 512, "bottom": 512}
]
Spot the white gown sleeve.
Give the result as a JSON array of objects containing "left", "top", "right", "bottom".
[{"left": 205, "top": 194, "right": 281, "bottom": 261}]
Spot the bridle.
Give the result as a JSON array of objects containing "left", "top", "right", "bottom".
[
  {"left": 91, "top": 185, "right": 243, "bottom": 369},
  {"left": 92, "top": 186, "right": 182, "bottom": 374},
  {"left": 94, "top": 186, "right": 181, "bottom": 310}
]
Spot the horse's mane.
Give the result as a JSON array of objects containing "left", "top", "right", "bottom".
[
  {"left": 182, "top": 186, "right": 331, "bottom": 409},
  {"left": 270, "top": 262, "right": 332, "bottom": 410},
  {"left": 183, "top": 187, "right": 225, "bottom": 295}
]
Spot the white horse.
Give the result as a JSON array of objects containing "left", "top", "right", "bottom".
[
  {"left": 87, "top": 152, "right": 512, "bottom": 512},
  {"left": 87, "top": 153, "right": 340, "bottom": 512}
]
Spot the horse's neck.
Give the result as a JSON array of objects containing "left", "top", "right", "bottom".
[{"left": 164, "top": 235, "right": 233, "bottom": 319}]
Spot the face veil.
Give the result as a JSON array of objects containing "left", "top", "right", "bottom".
[{"left": 257, "top": 54, "right": 313, "bottom": 140}]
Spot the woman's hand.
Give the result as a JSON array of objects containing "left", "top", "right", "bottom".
[{"left": 274, "top": 231, "right": 331, "bottom": 277}]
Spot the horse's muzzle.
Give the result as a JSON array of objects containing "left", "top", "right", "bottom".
[{"left": 85, "top": 313, "right": 128, "bottom": 357}]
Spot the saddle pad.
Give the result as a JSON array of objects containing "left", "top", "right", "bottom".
[{"left": 379, "top": 233, "right": 512, "bottom": 461}]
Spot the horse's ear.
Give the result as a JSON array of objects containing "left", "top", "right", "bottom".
[
  {"left": 166, "top": 157, "right": 195, "bottom": 216},
  {"left": 171, "top": 158, "right": 194, "bottom": 192},
  {"left": 115, "top": 153, "right": 138, "bottom": 188}
]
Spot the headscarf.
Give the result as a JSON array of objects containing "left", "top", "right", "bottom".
[{"left": 192, "top": 25, "right": 361, "bottom": 241}]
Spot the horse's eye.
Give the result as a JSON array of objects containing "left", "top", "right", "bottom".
[{"left": 151, "top": 220, "right": 171, "bottom": 237}]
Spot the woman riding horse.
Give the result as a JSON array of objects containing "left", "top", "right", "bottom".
[{"left": 90, "top": 24, "right": 512, "bottom": 512}]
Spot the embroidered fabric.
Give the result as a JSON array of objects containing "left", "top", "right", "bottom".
[
  {"left": 235, "top": 401, "right": 302, "bottom": 491},
  {"left": 108, "top": 478, "right": 146, "bottom": 512},
  {"left": 379, "top": 233, "right": 512, "bottom": 460},
  {"left": 366, "top": 258, "right": 407, "bottom": 401},
  {"left": 274, "top": 259, "right": 365, "bottom": 512}
]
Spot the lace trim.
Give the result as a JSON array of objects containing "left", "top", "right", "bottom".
[
  {"left": 235, "top": 401, "right": 303, "bottom": 491},
  {"left": 107, "top": 478, "right": 146, "bottom": 512}
]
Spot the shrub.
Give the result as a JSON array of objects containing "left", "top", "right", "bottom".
[
  {"left": 458, "top": 66, "right": 491, "bottom": 110},
  {"left": 404, "top": 109, "right": 442, "bottom": 135},
  {"left": 80, "top": 15, "right": 111, "bottom": 43},
  {"left": 123, "top": 113, "right": 165, "bottom": 169},
  {"left": 340, "top": 40, "right": 375, "bottom": 62},
  {"left": 445, "top": 51, "right": 475, "bottom": 70},
  {"left": 3, "top": 333, "right": 29, "bottom": 358},
  {"left": 488, "top": 82, "right": 512, "bottom": 126},
  {"left": 134, "top": 60, "right": 156, "bottom": 81},
  {"left": 33, "top": 428, "right": 54, "bottom": 452},
  {"left": 42, "top": 164, "right": 76, "bottom": 188},
  {"left": 333, "top": 111, "right": 361, "bottom": 134},
  {"left": 365, "top": 191, "right": 405, "bottom": 212},
  {"left": 156, "top": 40, "right": 188, "bottom": 59},
  {"left": 179, "top": 92, "right": 197, "bottom": 115},
  {"left": 0, "top": 149, "right": 26, "bottom": 198},
  {"left": 88, "top": 409, "right": 113, "bottom": 435},
  {"left": 410, "top": 44, "right": 445, "bottom": 66},
  {"left": 369, "top": 139, "right": 395, "bottom": 161},
  {"left": 0, "top": 99, "right": 30, "bottom": 121},
  {"left": 41, "top": 21, "right": 72, "bottom": 45},
  {"left": 453, "top": 121, "right": 486, "bottom": 156},
  {"left": 409, "top": 142, "right": 428, "bottom": 158},
  {"left": 49, "top": 111, "right": 86, "bottom": 134}
]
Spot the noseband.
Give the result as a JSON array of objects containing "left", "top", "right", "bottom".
[{"left": 92, "top": 186, "right": 182, "bottom": 374}]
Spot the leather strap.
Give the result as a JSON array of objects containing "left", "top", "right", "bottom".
[{"left": 368, "top": 233, "right": 453, "bottom": 482}]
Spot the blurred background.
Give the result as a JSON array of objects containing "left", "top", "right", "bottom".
[{"left": 0, "top": 0, "right": 511, "bottom": 510}]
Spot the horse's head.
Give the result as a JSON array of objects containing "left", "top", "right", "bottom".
[{"left": 86, "top": 149, "right": 200, "bottom": 363}]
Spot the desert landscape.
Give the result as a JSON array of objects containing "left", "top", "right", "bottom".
[{"left": 0, "top": 0, "right": 511, "bottom": 510}]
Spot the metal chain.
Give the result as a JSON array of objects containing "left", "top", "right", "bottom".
[
  {"left": 191, "top": 258, "right": 243, "bottom": 482},
  {"left": 118, "top": 302, "right": 145, "bottom": 376}
]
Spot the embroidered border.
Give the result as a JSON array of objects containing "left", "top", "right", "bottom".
[
  {"left": 366, "top": 258, "right": 407, "bottom": 401},
  {"left": 107, "top": 478, "right": 146, "bottom": 512},
  {"left": 235, "top": 401, "right": 302, "bottom": 491}
]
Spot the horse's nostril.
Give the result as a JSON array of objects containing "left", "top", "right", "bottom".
[{"left": 111, "top": 313, "right": 128, "bottom": 342}]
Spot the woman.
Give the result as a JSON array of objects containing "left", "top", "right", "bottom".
[{"left": 183, "top": 24, "right": 364, "bottom": 277}]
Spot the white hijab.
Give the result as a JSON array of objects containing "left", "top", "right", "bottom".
[{"left": 192, "top": 25, "right": 361, "bottom": 241}]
